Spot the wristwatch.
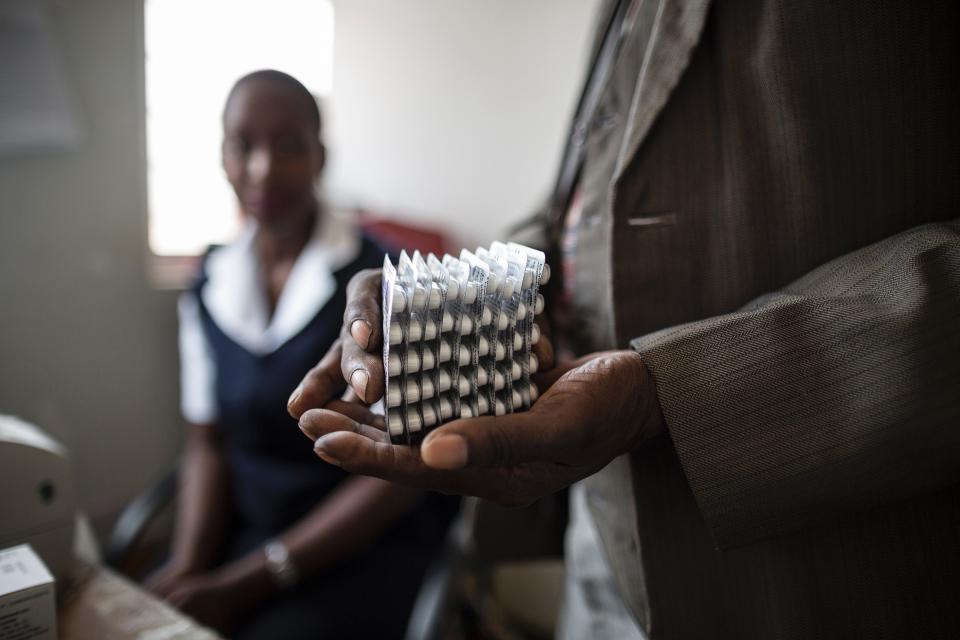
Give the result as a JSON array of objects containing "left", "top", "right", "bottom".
[{"left": 263, "top": 539, "right": 300, "bottom": 589}]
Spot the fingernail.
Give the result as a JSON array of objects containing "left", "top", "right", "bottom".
[
  {"left": 351, "top": 369, "right": 369, "bottom": 402},
  {"left": 422, "top": 434, "right": 469, "bottom": 470},
  {"left": 351, "top": 319, "right": 372, "bottom": 350},
  {"left": 287, "top": 384, "right": 303, "bottom": 409},
  {"left": 298, "top": 417, "right": 317, "bottom": 440},
  {"left": 314, "top": 442, "right": 342, "bottom": 466}
]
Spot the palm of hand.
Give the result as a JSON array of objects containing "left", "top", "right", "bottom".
[{"left": 299, "top": 350, "right": 662, "bottom": 505}]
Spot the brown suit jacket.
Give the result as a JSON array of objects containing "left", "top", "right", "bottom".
[{"left": 559, "top": 1, "right": 960, "bottom": 638}]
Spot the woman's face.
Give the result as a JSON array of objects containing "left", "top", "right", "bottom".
[{"left": 221, "top": 79, "right": 324, "bottom": 225}]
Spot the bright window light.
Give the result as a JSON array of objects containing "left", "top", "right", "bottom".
[{"left": 145, "top": 0, "right": 334, "bottom": 256}]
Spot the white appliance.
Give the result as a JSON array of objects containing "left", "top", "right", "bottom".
[{"left": 0, "top": 415, "right": 75, "bottom": 579}]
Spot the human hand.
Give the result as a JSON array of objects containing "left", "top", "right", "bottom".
[
  {"left": 164, "top": 572, "right": 241, "bottom": 634},
  {"left": 297, "top": 349, "right": 664, "bottom": 505},
  {"left": 287, "top": 267, "right": 556, "bottom": 415},
  {"left": 144, "top": 561, "right": 195, "bottom": 600}
]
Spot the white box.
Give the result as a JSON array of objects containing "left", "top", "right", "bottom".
[{"left": 0, "top": 544, "right": 56, "bottom": 640}]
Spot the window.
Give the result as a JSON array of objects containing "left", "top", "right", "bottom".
[{"left": 145, "top": 0, "right": 333, "bottom": 261}]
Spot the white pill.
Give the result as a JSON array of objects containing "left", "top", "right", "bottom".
[
  {"left": 460, "top": 315, "right": 473, "bottom": 335},
  {"left": 392, "top": 379, "right": 420, "bottom": 404},
  {"left": 529, "top": 353, "right": 539, "bottom": 374},
  {"left": 482, "top": 306, "right": 493, "bottom": 326},
  {"left": 437, "top": 370, "right": 452, "bottom": 392},
  {"left": 390, "top": 350, "right": 428, "bottom": 375},
  {"left": 531, "top": 323, "right": 541, "bottom": 345},
  {"left": 517, "top": 302, "right": 527, "bottom": 318},
  {"left": 458, "top": 344, "right": 470, "bottom": 366},
  {"left": 494, "top": 399, "right": 507, "bottom": 416},
  {"left": 420, "top": 377, "right": 435, "bottom": 400},
  {"left": 439, "top": 397, "right": 454, "bottom": 420},
  {"left": 388, "top": 411, "right": 404, "bottom": 436},
  {"left": 411, "top": 350, "right": 423, "bottom": 371},
  {"left": 512, "top": 362, "right": 521, "bottom": 379},
  {"left": 411, "top": 287, "right": 427, "bottom": 310},
  {"left": 463, "top": 282, "right": 478, "bottom": 304},
  {"left": 441, "top": 312, "right": 454, "bottom": 332},
  {"left": 390, "top": 286, "right": 406, "bottom": 314},
  {"left": 422, "top": 404, "right": 438, "bottom": 427},
  {"left": 445, "top": 279, "right": 460, "bottom": 300},
  {"left": 438, "top": 340, "right": 452, "bottom": 363},
  {"left": 530, "top": 383, "right": 539, "bottom": 402},
  {"left": 487, "top": 273, "right": 501, "bottom": 293},
  {"left": 406, "top": 408, "right": 423, "bottom": 432},
  {"left": 408, "top": 323, "right": 421, "bottom": 342},
  {"left": 513, "top": 333, "right": 522, "bottom": 351},
  {"left": 534, "top": 294, "right": 545, "bottom": 315},
  {"left": 409, "top": 378, "right": 423, "bottom": 400},
  {"left": 421, "top": 348, "right": 436, "bottom": 371},
  {"left": 477, "top": 395, "right": 490, "bottom": 415},
  {"left": 494, "top": 370, "right": 505, "bottom": 391},
  {"left": 512, "top": 389, "right": 522, "bottom": 408},
  {"left": 495, "top": 340, "right": 506, "bottom": 361},
  {"left": 540, "top": 264, "right": 551, "bottom": 285},
  {"left": 387, "top": 383, "right": 402, "bottom": 407},
  {"left": 410, "top": 286, "right": 441, "bottom": 310},
  {"left": 498, "top": 312, "right": 510, "bottom": 331},
  {"left": 478, "top": 336, "right": 490, "bottom": 357},
  {"left": 458, "top": 375, "right": 470, "bottom": 396},
  {"left": 476, "top": 368, "right": 488, "bottom": 387},
  {"left": 388, "top": 352, "right": 402, "bottom": 376},
  {"left": 461, "top": 403, "right": 475, "bottom": 419},
  {"left": 389, "top": 323, "right": 403, "bottom": 345}
]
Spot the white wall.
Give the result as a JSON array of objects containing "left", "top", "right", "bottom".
[
  {"left": 326, "top": 0, "right": 601, "bottom": 248},
  {"left": 0, "top": 0, "right": 182, "bottom": 523}
]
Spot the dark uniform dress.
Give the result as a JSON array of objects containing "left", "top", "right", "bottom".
[{"left": 188, "top": 233, "right": 458, "bottom": 639}]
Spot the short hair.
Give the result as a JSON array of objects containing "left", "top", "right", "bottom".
[{"left": 223, "top": 69, "right": 322, "bottom": 135}]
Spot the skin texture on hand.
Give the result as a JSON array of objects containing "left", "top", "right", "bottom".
[{"left": 288, "top": 268, "right": 665, "bottom": 505}]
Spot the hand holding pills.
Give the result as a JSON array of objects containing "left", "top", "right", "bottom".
[
  {"left": 287, "top": 240, "right": 663, "bottom": 505},
  {"left": 292, "top": 346, "right": 664, "bottom": 506}
]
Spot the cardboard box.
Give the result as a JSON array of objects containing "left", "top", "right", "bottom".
[{"left": 0, "top": 544, "right": 56, "bottom": 640}]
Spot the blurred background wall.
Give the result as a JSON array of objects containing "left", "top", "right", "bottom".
[
  {"left": 0, "top": 0, "right": 599, "bottom": 530},
  {"left": 326, "top": 0, "right": 601, "bottom": 248},
  {"left": 0, "top": 0, "right": 181, "bottom": 528}
]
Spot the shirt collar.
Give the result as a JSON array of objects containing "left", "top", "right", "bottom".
[{"left": 201, "top": 210, "right": 361, "bottom": 354}]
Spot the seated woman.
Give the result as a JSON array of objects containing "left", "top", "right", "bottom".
[{"left": 147, "top": 70, "right": 457, "bottom": 639}]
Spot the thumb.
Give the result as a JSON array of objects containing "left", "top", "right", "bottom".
[{"left": 420, "top": 405, "right": 563, "bottom": 470}]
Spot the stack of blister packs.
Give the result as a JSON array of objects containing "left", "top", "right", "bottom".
[{"left": 382, "top": 242, "right": 550, "bottom": 445}]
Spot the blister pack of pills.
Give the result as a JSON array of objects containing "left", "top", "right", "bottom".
[{"left": 381, "top": 243, "right": 550, "bottom": 444}]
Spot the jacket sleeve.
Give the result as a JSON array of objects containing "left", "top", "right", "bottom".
[{"left": 630, "top": 220, "right": 960, "bottom": 548}]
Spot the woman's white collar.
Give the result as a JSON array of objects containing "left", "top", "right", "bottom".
[{"left": 201, "top": 212, "right": 361, "bottom": 355}]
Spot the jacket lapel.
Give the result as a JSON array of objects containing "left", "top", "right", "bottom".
[
  {"left": 584, "top": 0, "right": 713, "bottom": 631},
  {"left": 613, "top": 0, "right": 713, "bottom": 183}
]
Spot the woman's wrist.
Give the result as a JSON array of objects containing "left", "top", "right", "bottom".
[{"left": 211, "top": 551, "right": 279, "bottom": 608}]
